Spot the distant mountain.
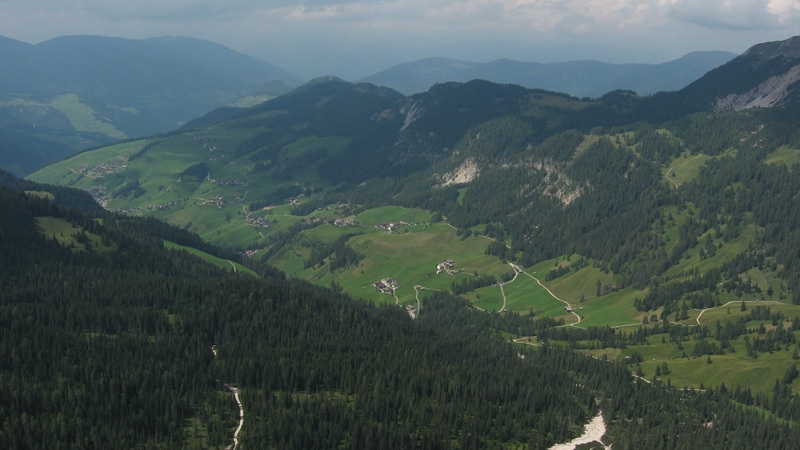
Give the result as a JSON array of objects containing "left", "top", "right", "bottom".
[
  {"left": 360, "top": 51, "right": 736, "bottom": 97},
  {"left": 0, "top": 35, "right": 301, "bottom": 175}
]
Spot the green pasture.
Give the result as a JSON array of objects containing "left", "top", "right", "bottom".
[
  {"left": 49, "top": 94, "right": 127, "bottom": 139},
  {"left": 541, "top": 263, "right": 613, "bottom": 303},
  {"left": 35, "top": 216, "right": 116, "bottom": 252},
  {"left": 584, "top": 338, "right": 800, "bottom": 395},
  {"left": 25, "top": 191, "right": 55, "bottom": 200},
  {"left": 301, "top": 224, "right": 367, "bottom": 244},
  {"left": 1, "top": 94, "right": 127, "bottom": 139},
  {"left": 355, "top": 206, "right": 432, "bottom": 227},
  {"left": 575, "top": 288, "right": 644, "bottom": 328},
  {"left": 470, "top": 285, "right": 505, "bottom": 312},
  {"left": 502, "top": 274, "right": 573, "bottom": 321},
  {"left": 164, "top": 241, "right": 257, "bottom": 277},
  {"left": 765, "top": 145, "right": 800, "bottom": 169},
  {"left": 663, "top": 151, "right": 711, "bottom": 188},
  {"left": 659, "top": 205, "right": 693, "bottom": 254},
  {"left": 641, "top": 344, "right": 798, "bottom": 394},
  {"left": 283, "top": 221, "right": 510, "bottom": 306},
  {"left": 696, "top": 301, "right": 800, "bottom": 326}
]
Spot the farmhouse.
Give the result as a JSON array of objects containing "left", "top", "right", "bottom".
[
  {"left": 436, "top": 259, "right": 457, "bottom": 275},
  {"left": 373, "top": 281, "right": 393, "bottom": 295},
  {"left": 373, "top": 277, "right": 399, "bottom": 294},
  {"left": 334, "top": 218, "right": 360, "bottom": 227}
]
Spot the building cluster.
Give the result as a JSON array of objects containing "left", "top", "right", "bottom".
[
  {"left": 373, "top": 277, "right": 399, "bottom": 294},
  {"left": 207, "top": 176, "right": 248, "bottom": 187},
  {"left": 144, "top": 200, "right": 182, "bottom": 211},
  {"left": 241, "top": 249, "right": 261, "bottom": 258},
  {"left": 436, "top": 259, "right": 456, "bottom": 275},
  {"left": 74, "top": 161, "right": 127, "bottom": 177},
  {"left": 198, "top": 195, "right": 225, "bottom": 209},
  {"left": 190, "top": 135, "right": 218, "bottom": 151},
  {"left": 246, "top": 216, "right": 270, "bottom": 228},
  {"left": 334, "top": 218, "right": 360, "bottom": 227},
  {"left": 375, "top": 221, "right": 410, "bottom": 232}
]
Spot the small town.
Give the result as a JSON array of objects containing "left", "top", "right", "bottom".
[{"left": 73, "top": 160, "right": 127, "bottom": 177}]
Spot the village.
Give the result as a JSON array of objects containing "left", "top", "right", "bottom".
[
  {"left": 197, "top": 195, "right": 226, "bottom": 208},
  {"left": 245, "top": 215, "right": 270, "bottom": 228},
  {"left": 72, "top": 160, "right": 127, "bottom": 178}
]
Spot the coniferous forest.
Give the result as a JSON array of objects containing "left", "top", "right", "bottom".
[{"left": 4, "top": 174, "right": 800, "bottom": 449}]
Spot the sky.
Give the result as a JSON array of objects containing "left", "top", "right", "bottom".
[{"left": 1, "top": 0, "right": 799, "bottom": 80}]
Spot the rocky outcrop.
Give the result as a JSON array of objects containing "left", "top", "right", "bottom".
[{"left": 714, "top": 64, "right": 800, "bottom": 111}]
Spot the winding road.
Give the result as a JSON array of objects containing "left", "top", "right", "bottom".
[
  {"left": 664, "top": 153, "right": 703, "bottom": 188},
  {"left": 224, "top": 385, "right": 244, "bottom": 450},
  {"left": 498, "top": 264, "right": 522, "bottom": 312},
  {"left": 696, "top": 300, "right": 785, "bottom": 325},
  {"left": 212, "top": 346, "right": 245, "bottom": 450},
  {"left": 508, "top": 262, "right": 582, "bottom": 325}
]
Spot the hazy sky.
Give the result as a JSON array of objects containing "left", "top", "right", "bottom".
[{"left": 2, "top": 0, "right": 799, "bottom": 79}]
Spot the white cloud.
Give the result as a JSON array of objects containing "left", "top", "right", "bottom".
[{"left": 663, "top": 0, "right": 800, "bottom": 30}]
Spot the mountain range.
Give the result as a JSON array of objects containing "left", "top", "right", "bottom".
[
  {"left": 1, "top": 34, "right": 741, "bottom": 177},
  {"left": 360, "top": 51, "right": 737, "bottom": 96}
]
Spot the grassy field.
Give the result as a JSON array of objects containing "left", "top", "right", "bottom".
[
  {"left": 164, "top": 241, "right": 257, "bottom": 277},
  {"left": 765, "top": 145, "right": 800, "bottom": 169},
  {"left": 35, "top": 216, "right": 116, "bottom": 252},
  {"left": 1, "top": 94, "right": 127, "bottom": 140},
  {"left": 50, "top": 94, "right": 128, "bottom": 139},
  {"left": 663, "top": 151, "right": 712, "bottom": 188}
]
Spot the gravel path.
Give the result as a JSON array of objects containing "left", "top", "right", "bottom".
[{"left": 549, "top": 411, "right": 609, "bottom": 450}]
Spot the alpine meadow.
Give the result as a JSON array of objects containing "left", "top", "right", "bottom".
[{"left": 4, "top": 35, "right": 800, "bottom": 448}]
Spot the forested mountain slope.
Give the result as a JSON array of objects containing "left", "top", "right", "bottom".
[{"left": 6, "top": 174, "right": 800, "bottom": 448}]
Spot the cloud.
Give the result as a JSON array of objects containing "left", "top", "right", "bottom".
[{"left": 663, "top": 0, "right": 800, "bottom": 30}]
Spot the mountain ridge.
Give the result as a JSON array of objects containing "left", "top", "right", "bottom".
[
  {"left": 0, "top": 35, "right": 302, "bottom": 176},
  {"left": 360, "top": 51, "right": 737, "bottom": 97}
]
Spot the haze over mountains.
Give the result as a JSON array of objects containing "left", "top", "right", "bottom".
[
  {"left": 0, "top": 33, "right": 740, "bottom": 178},
  {"left": 360, "top": 51, "right": 737, "bottom": 96}
]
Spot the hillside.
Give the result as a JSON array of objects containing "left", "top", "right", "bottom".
[
  {"left": 360, "top": 51, "right": 736, "bottom": 96},
  {"left": 0, "top": 35, "right": 301, "bottom": 176},
  {"left": 8, "top": 172, "right": 800, "bottom": 448}
]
